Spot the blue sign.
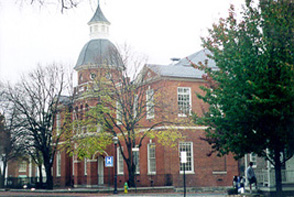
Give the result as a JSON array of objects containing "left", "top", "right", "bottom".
[{"left": 105, "top": 156, "right": 113, "bottom": 167}]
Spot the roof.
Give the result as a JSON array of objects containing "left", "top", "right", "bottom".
[
  {"left": 75, "top": 39, "right": 123, "bottom": 70},
  {"left": 175, "top": 49, "right": 216, "bottom": 68},
  {"left": 146, "top": 49, "right": 216, "bottom": 79},
  {"left": 58, "top": 95, "right": 72, "bottom": 105},
  {"left": 88, "top": 4, "right": 110, "bottom": 24}
]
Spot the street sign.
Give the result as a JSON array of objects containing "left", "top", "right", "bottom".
[
  {"left": 181, "top": 152, "right": 187, "bottom": 163},
  {"left": 105, "top": 156, "right": 113, "bottom": 167}
]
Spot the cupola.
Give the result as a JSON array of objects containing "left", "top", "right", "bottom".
[{"left": 88, "top": 4, "right": 110, "bottom": 40}]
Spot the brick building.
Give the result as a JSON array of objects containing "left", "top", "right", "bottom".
[{"left": 51, "top": 3, "right": 239, "bottom": 189}]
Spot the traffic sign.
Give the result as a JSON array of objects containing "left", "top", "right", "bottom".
[
  {"left": 181, "top": 152, "right": 187, "bottom": 163},
  {"left": 105, "top": 156, "right": 113, "bottom": 167}
]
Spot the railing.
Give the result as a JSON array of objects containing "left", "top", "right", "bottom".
[
  {"left": 255, "top": 169, "right": 294, "bottom": 187},
  {"left": 7, "top": 171, "right": 294, "bottom": 190}
]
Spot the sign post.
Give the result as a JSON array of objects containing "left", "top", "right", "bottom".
[{"left": 181, "top": 152, "right": 187, "bottom": 197}]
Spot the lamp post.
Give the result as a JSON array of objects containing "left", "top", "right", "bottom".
[{"left": 113, "top": 136, "right": 118, "bottom": 194}]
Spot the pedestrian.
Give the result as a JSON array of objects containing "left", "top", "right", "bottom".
[
  {"left": 233, "top": 175, "right": 245, "bottom": 194},
  {"left": 246, "top": 162, "right": 257, "bottom": 193}
]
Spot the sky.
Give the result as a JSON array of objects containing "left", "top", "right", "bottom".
[{"left": 0, "top": 0, "right": 245, "bottom": 83}]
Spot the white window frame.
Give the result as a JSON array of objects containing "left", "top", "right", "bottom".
[
  {"left": 72, "top": 155, "right": 75, "bottom": 176},
  {"left": 177, "top": 87, "right": 192, "bottom": 117},
  {"left": 250, "top": 153, "right": 257, "bottom": 168},
  {"left": 116, "top": 101, "right": 122, "bottom": 125},
  {"left": 56, "top": 113, "right": 61, "bottom": 134},
  {"left": 84, "top": 158, "right": 87, "bottom": 176},
  {"left": 179, "top": 142, "right": 194, "bottom": 174},
  {"left": 146, "top": 87, "right": 154, "bottom": 119},
  {"left": 133, "top": 94, "right": 138, "bottom": 118},
  {"left": 117, "top": 147, "right": 124, "bottom": 175},
  {"left": 133, "top": 149, "right": 140, "bottom": 174},
  {"left": 147, "top": 143, "right": 156, "bottom": 175},
  {"left": 56, "top": 152, "right": 61, "bottom": 177},
  {"left": 19, "top": 161, "right": 27, "bottom": 173}
]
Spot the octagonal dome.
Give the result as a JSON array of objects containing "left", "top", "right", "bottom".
[{"left": 74, "top": 39, "right": 123, "bottom": 70}]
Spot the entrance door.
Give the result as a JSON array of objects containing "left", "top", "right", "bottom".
[{"left": 98, "top": 156, "right": 104, "bottom": 185}]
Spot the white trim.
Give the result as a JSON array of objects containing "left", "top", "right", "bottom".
[
  {"left": 212, "top": 171, "right": 227, "bottom": 175},
  {"left": 116, "top": 101, "right": 122, "bottom": 125},
  {"left": 19, "top": 161, "right": 27, "bottom": 173},
  {"left": 147, "top": 143, "right": 156, "bottom": 175},
  {"left": 56, "top": 152, "right": 61, "bottom": 177},
  {"left": 56, "top": 113, "right": 61, "bottom": 134},
  {"left": 117, "top": 147, "right": 124, "bottom": 175},
  {"left": 29, "top": 157, "right": 32, "bottom": 177},
  {"left": 84, "top": 158, "right": 87, "bottom": 176},
  {"left": 146, "top": 87, "right": 155, "bottom": 119},
  {"left": 139, "top": 126, "right": 208, "bottom": 132},
  {"left": 72, "top": 156, "right": 75, "bottom": 176},
  {"left": 177, "top": 87, "right": 192, "bottom": 117},
  {"left": 179, "top": 142, "right": 194, "bottom": 174}
]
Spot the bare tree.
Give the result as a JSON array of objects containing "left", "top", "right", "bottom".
[
  {"left": 3, "top": 63, "right": 70, "bottom": 189},
  {"left": 18, "top": 0, "right": 82, "bottom": 13}
]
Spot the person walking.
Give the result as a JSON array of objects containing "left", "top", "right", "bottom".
[{"left": 246, "top": 162, "right": 257, "bottom": 193}]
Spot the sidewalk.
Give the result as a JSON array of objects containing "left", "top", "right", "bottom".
[
  {"left": 0, "top": 187, "right": 228, "bottom": 197},
  {"left": 0, "top": 187, "right": 263, "bottom": 197}
]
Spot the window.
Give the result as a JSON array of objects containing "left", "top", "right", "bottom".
[
  {"left": 177, "top": 87, "right": 191, "bottom": 117},
  {"left": 56, "top": 113, "right": 61, "bottom": 134},
  {"left": 117, "top": 147, "right": 124, "bottom": 175},
  {"left": 148, "top": 143, "right": 156, "bottom": 174},
  {"left": 90, "top": 73, "right": 96, "bottom": 80},
  {"left": 250, "top": 153, "right": 257, "bottom": 168},
  {"left": 56, "top": 152, "right": 61, "bottom": 177},
  {"left": 84, "top": 158, "right": 87, "bottom": 176},
  {"left": 133, "top": 94, "right": 138, "bottom": 118},
  {"left": 72, "top": 155, "right": 75, "bottom": 176},
  {"left": 116, "top": 101, "right": 122, "bottom": 125},
  {"left": 179, "top": 142, "right": 194, "bottom": 173},
  {"left": 146, "top": 88, "right": 154, "bottom": 119},
  {"left": 133, "top": 149, "right": 140, "bottom": 174},
  {"left": 19, "top": 161, "right": 27, "bottom": 173}
]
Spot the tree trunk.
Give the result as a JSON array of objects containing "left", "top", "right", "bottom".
[
  {"left": 3, "top": 162, "right": 6, "bottom": 187},
  {"left": 127, "top": 162, "right": 136, "bottom": 187},
  {"left": 0, "top": 167, "right": 3, "bottom": 188},
  {"left": 45, "top": 164, "right": 53, "bottom": 189},
  {"left": 0, "top": 161, "right": 7, "bottom": 188},
  {"left": 274, "top": 149, "right": 283, "bottom": 197},
  {"left": 38, "top": 165, "right": 43, "bottom": 184}
]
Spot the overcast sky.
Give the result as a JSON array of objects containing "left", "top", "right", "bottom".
[{"left": 0, "top": 0, "right": 245, "bottom": 83}]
